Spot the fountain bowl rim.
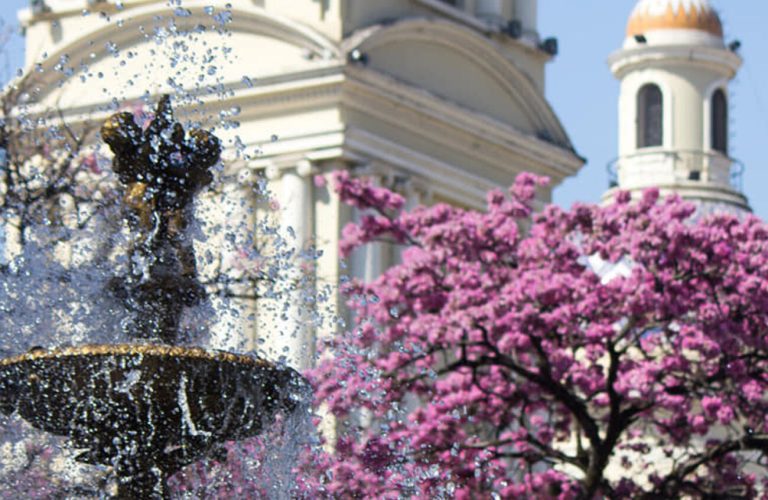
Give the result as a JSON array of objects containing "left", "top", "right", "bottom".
[{"left": 0, "top": 343, "right": 276, "bottom": 368}]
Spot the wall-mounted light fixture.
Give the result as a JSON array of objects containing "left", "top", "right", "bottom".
[
  {"left": 540, "top": 38, "right": 558, "bottom": 56},
  {"left": 348, "top": 49, "right": 369, "bottom": 66}
]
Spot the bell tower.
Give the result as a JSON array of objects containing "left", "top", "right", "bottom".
[{"left": 604, "top": 0, "right": 749, "bottom": 213}]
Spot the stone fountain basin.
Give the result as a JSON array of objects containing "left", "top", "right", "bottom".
[{"left": 0, "top": 344, "right": 303, "bottom": 474}]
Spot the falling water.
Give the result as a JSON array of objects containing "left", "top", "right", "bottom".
[{"left": 0, "top": 1, "right": 325, "bottom": 497}]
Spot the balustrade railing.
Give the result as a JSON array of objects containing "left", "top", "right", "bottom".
[{"left": 606, "top": 150, "right": 744, "bottom": 192}]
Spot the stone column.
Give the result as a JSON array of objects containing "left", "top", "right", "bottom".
[{"left": 273, "top": 159, "right": 314, "bottom": 370}]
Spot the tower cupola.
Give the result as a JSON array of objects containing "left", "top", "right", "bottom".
[{"left": 604, "top": 0, "right": 749, "bottom": 213}]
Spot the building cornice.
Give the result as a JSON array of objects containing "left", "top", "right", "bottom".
[
  {"left": 608, "top": 45, "right": 742, "bottom": 79},
  {"left": 344, "top": 128, "right": 496, "bottom": 211},
  {"left": 19, "top": 67, "right": 344, "bottom": 130},
  {"left": 342, "top": 66, "right": 583, "bottom": 183}
]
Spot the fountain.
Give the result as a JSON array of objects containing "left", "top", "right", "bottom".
[{"left": 0, "top": 95, "right": 307, "bottom": 498}]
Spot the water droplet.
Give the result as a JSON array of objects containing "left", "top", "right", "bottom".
[
  {"left": 106, "top": 41, "right": 119, "bottom": 57},
  {"left": 213, "top": 11, "right": 232, "bottom": 25}
]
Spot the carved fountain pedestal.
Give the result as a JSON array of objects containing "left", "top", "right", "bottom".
[{"left": 0, "top": 97, "right": 305, "bottom": 498}]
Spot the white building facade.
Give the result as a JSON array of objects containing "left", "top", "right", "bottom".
[
  {"left": 16, "top": 0, "right": 583, "bottom": 367},
  {"left": 603, "top": 0, "right": 750, "bottom": 214}
]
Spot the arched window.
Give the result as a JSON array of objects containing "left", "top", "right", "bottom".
[
  {"left": 637, "top": 84, "right": 663, "bottom": 148},
  {"left": 711, "top": 88, "right": 728, "bottom": 154}
]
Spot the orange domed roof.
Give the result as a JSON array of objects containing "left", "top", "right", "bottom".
[{"left": 627, "top": 0, "right": 723, "bottom": 38}]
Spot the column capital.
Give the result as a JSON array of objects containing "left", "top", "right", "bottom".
[
  {"left": 296, "top": 159, "right": 314, "bottom": 178},
  {"left": 265, "top": 162, "right": 282, "bottom": 181},
  {"left": 264, "top": 158, "right": 316, "bottom": 180}
]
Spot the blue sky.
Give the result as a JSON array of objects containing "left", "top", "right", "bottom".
[{"left": 1, "top": 1, "right": 766, "bottom": 217}]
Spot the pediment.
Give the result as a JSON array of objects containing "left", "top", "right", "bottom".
[{"left": 346, "top": 19, "right": 572, "bottom": 149}]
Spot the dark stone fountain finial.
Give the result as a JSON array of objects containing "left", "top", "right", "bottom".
[
  {"left": 101, "top": 95, "right": 221, "bottom": 343},
  {"left": 101, "top": 94, "right": 220, "bottom": 212}
]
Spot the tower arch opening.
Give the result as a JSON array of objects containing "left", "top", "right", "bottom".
[
  {"left": 637, "top": 83, "right": 663, "bottom": 149},
  {"left": 711, "top": 88, "right": 728, "bottom": 155}
]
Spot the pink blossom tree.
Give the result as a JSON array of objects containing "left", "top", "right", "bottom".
[{"left": 308, "top": 171, "right": 768, "bottom": 498}]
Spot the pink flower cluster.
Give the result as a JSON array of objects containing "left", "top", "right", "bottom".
[{"left": 307, "top": 172, "right": 768, "bottom": 498}]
